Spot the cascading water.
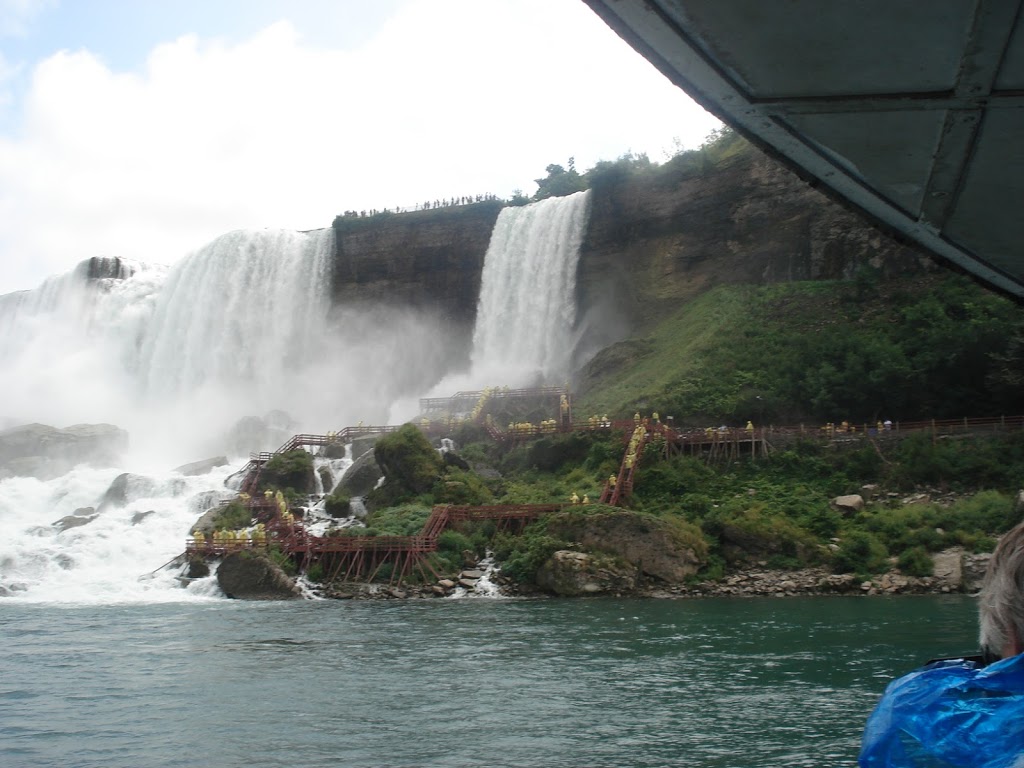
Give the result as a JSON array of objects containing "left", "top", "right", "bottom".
[
  {"left": 137, "top": 229, "right": 332, "bottom": 406},
  {"left": 0, "top": 228, "right": 341, "bottom": 602},
  {"left": 0, "top": 464, "right": 237, "bottom": 603},
  {"left": 0, "top": 229, "right": 335, "bottom": 454},
  {"left": 469, "top": 190, "right": 591, "bottom": 387},
  {"left": 390, "top": 190, "right": 592, "bottom": 420}
]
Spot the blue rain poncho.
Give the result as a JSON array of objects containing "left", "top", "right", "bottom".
[{"left": 859, "top": 654, "right": 1024, "bottom": 767}]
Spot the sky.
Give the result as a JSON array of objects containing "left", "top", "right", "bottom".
[{"left": 0, "top": 0, "right": 720, "bottom": 295}]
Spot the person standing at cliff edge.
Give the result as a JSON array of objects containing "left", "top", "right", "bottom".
[{"left": 859, "top": 522, "right": 1024, "bottom": 767}]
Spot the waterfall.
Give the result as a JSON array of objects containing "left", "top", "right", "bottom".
[
  {"left": 0, "top": 258, "right": 167, "bottom": 432},
  {"left": 0, "top": 229, "right": 338, "bottom": 602},
  {"left": 469, "top": 190, "right": 591, "bottom": 387},
  {"left": 137, "top": 228, "right": 332, "bottom": 403},
  {"left": 0, "top": 228, "right": 335, "bottom": 459}
]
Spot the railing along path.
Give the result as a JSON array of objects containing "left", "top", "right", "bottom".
[{"left": 192, "top": 400, "right": 1024, "bottom": 583}]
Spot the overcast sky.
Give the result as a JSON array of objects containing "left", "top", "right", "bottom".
[{"left": 0, "top": 0, "right": 720, "bottom": 295}]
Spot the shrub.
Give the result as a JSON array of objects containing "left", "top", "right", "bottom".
[
  {"left": 833, "top": 531, "right": 889, "bottom": 575},
  {"left": 258, "top": 450, "right": 315, "bottom": 494},
  {"left": 365, "top": 504, "right": 431, "bottom": 536},
  {"left": 268, "top": 546, "right": 298, "bottom": 576},
  {"left": 934, "top": 490, "right": 1019, "bottom": 535},
  {"left": 305, "top": 562, "right": 325, "bottom": 582},
  {"left": 374, "top": 424, "right": 443, "bottom": 496},
  {"left": 897, "top": 546, "right": 934, "bottom": 577},
  {"left": 438, "top": 530, "right": 475, "bottom": 556},
  {"left": 433, "top": 468, "right": 494, "bottom": 505},
  {"left": 703, "top": 502, "right": 821, "bottom": 565},
  {"left": 211, "top": 501, "right": 252, "bottom": 532},
  {"left": 324, "top": 491, "right": 351, "bottom": 517}
]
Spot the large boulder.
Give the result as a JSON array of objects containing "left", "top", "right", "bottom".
[
  {"left": 0, "top": 422, "right": 128, "bottom": 479},
  {"left": 173, "top": 456, "right": 229, "bottom": 476},
  {"left": 53, "top": 508, "right": 98, "bottom": 532},
  {"left": 337, "top": 446, "right": 384, "bottom": 497},
  {"left": 963, "top": 552, "right": 991, "bottom": 594},
  {"left": 932, "top": 547, "right": 964, "bottom": 590},
  {"left": 97, "top": 473, "right": 157, "bottom": 512},
  {"left": 536, "top": 551, "right": 638, "bottom": 596},
  {"left": 222, "top": 411, "right": 297, "bottom": 457},
  {"left": 832, "top": 494, "right": 865, "bottom": 514},
  {"left": 544, "top": 509, "right": 706, "bottom": 583},
  {"left": 216, "top": 552, "right": 302, "bottom": 600},
  {"left": 190, "top": 507, "right": 220, "bottom": 536}
]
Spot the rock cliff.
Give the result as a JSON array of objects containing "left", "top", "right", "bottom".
[
  {"left": 332, "top": 201, "right": 503, "bottom": 330},
  {"left": 329, "top": 147, "right": 934, "bottom": 370},
  {"left": 0, "top": 423, "right": 129, "bottom": 480}
]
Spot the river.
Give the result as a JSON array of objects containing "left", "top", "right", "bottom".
[{"left": 0, "top": 594, "right": 976, "bottom": 767}]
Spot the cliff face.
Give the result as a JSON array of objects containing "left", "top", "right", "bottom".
[
  {"left": 573, "top": 151, "right": 934, "bottom": 358},
  {"left": 331, "top": 201, "right": 503, "bottom": 329},
  {"left": 329, "top": 149, "right": 935, "bottom": 365}
]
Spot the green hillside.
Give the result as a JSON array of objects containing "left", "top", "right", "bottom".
[{"left": 576, "top": 273, "right": 1023, "bottom": 427}]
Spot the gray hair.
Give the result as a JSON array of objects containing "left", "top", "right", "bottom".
[{"left": 979, "top": 522, "right": 1024, "bottom": 658}]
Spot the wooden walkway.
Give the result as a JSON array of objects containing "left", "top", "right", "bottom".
[
  {"left": 191, "top": 388, "right": 1024, "bottom": 585},
  {"left": 187, "top": 502, "right": 567, "bottom": 584}
]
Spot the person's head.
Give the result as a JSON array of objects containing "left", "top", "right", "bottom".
[{"left": 979, "top": 521, "right": 1024, "bottom": 660}]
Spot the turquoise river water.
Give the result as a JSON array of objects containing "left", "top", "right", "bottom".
[{"left": 1, "top": 595, "right": 977, "bottom": 767}]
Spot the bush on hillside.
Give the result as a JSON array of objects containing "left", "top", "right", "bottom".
[
  {"left": 432, "top": 467, "right": 495, "bottom": 506},
  {"left": 832, "top": 531, "right": 889, "bottom": 575},
  {"left": 324, "top": 491, "right": 351, "bottom": 518},
  {"left": 897, "top": 546, "right": 934, "bottom": 577},
  {"left": 702, "top": 503, "right": 821, "bottom": 566},
  {"left": 211, "top": 501, "right": 252, "bottom": 532},
  {"left": 370, "top": 424, "right": 443, "bottom": 506},
  {"left": 258, "top": 449, "right": 315, "bottom": 495}
]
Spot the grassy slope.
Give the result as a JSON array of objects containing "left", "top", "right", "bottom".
[
  {"left": 578, "top": 285, "right": 756, "bottom": 418},
  {"left": 576, "top": 275, "right": 1021, "bottom": 427}
]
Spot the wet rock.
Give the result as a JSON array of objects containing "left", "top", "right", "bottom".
[
  {"left": 442, "top": 451, "right": 470, "bottom": 471},
  {"left": 0, "top": 422, "right": 128, "bottom": 479},
  {"left": 98, "top": 473, "right": 157, "bottom": 512},
  {"left": 963, "top": 553, "right": 991, "bottom": 593},
  {"left": 53, "top": 512, "right": 99, "bottom": 531},
  {"left": 186, "top": 558, "right": 210, "bottom": 579},
  {"left": 544, "top": 509, "right": 704, "bottom": 583},
  {"left": 832, "top": 494, "right": 864, "bottom": 514},
  {"left": 222, "top": 412, "right": 297, "bottom": 457},
  {"left": 932, "top": 548, "right": 964, "bottom": 590},
  {"left": 190, "top": 507, "right": 220, "bottom": 535},
  {"left": 131, "top": 510, "right": 155, "bottom": 525},
  {"left": 460, "top": 569, "right": 484, "bottom": 580},
  {"left": 336, "top": 448, "right": 383, "bottom": 497},
  {"left": 216, "top": 551, "right": 302, "bottom": 600},
  {"left": 536, "top": 550, "right": 638, "bottom": 597},
  {"left": 902, "top": 493, "right": 930, "bottom": 506},
  {"left": 173, "top": 456, "right": 228, "bottom": 476}
]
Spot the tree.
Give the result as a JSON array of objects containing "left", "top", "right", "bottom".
[{"left": 533, "top": 161, "right": 587, "bottom": 201}]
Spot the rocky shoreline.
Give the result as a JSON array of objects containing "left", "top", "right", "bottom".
[{"left": 310, "top": 548, "right": 990, "bottom": 602}]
